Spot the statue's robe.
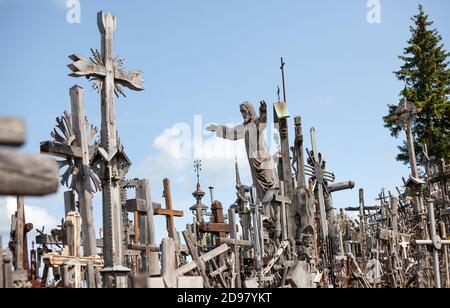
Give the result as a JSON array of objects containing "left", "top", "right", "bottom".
[{"left": 214, "top": 105, "right": 279, "bottom": 202}]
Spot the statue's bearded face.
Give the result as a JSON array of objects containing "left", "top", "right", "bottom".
[{"left": 240, "top": 106, "right": 251, "bottom": 124}]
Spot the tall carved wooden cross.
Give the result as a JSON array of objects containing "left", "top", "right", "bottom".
[
  {"left": 305, "top": 128, "right": 336, "bottom": 241},
  {"left": 68, "top": 11, "right": 144, "bottom": 288},
  {"left": 41, "top": 86, "right": 99, "bottom": 257}
]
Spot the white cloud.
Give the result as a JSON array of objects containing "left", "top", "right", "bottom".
[
  {"left": 51, "top": 0, "right": 70, "bottom": 9},
  {"left": 133, "top": 123, "right": 252, "bottom": 190},
  {"left": 0, "top": 197, "right": 59, "bottom": 246}
]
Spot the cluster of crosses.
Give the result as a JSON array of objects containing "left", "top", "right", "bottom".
[{"left": 1, "top": 11, "right": 449, "bottom": 289}]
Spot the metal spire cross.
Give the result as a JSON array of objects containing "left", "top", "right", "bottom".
[{"left": 194, "top": 159, "right": 202, "bottom": 186}]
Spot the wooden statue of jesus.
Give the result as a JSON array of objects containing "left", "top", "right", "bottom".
[{"left": 206, "top": 101, "right": 279, "bottom": 202}]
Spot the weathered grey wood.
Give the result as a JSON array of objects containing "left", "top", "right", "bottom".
[
  {"left": 0, "top": 117, "right": 26, "bottom": 147},
  {"left": 228, "top": 208, "right": 241, "bottom": 288},
  {"left": 87, "top": 261, "right": 96, "bottom": 288},
  {"left": 65, "top": 212, "right": 82, "bottom": 257},
  {"left": 177, "top": 244, "right": 228, "bottom": 276},
  {"left": 40, "top": 141, "right": 97, "bottom": 161},
  {"left": 0, "top": 152, "right": 58, "bottom": 196},
  {"left": 68, "top": 12, "right": 145, "bottom": 287},
  {"left": 161, "top": 238, "right": 177, "bottom": 288},
  {"left": 219, "top": 238, "right": 252, "bottom": 247},
  {"left": 182, "top": 229, "right": 211, "bottom": 288},
  {"left": 125, "top": 179, "right": 160, "bottom": 276},
  {"left": 15, "top": 196, "right": 24, "bottom": 271},
  {"left": 177, "top": 276, "right": 204, "bottom": 288},
  {"left": 70, "top": 85, "right": 97, "bottom": 257}
]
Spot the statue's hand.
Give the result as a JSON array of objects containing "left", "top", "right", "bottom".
[
  {"left": 260, "top": 100, "right": 267, "bottom": 114},
  {"left": 206, "top": 124, "right": 218, "bottom": 132}
]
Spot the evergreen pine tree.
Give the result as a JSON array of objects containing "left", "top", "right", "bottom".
[{"left": 384, "top": 5, "right": 450, "bottom": 165}]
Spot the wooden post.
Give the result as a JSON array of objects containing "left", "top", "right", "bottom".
[
  {"left": 161, "top": 238, "right": 177, "bottom": 288},
  {"left": 15, "top": 196, "right": 24, "bottom": 271},
  {"left": 70, "top": 85, "right": 97, "bottom": 257},
  {"left": 137, "top": 180, "right": 159, "bottom": 276},
  {"left": 228, "top": 208, "right": 241, "bottom": 288},
  {"left": 87, "top": 261, "right": 96, "bottom": 288},
  {"left": 66, "top": 212, "right": 82, "bottom": 258},
  {"left": 3, "top": 253, "right": 13, "bottom": 289},
  {"left": 64, "top": 191, "right": 76, "bottom": 217},
  {"left": 439, "top": 222, "right": 450, "bottom": 289}
]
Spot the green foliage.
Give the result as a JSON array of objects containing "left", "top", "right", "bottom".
[{"left": 384, "top": 5, "right": 450, "bottom": 165}]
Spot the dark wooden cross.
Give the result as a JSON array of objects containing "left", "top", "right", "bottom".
[
  {"left": 67, "top": 11, "right": 145, "bottom": 287},
  {"left": 199, "top": 201, "right": 231, "bottom": 243},
  {"left": 155, "top": 178, "right": 184, "bottom": 239}
]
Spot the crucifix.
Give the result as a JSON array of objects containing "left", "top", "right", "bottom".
[
  {"left": 155, "top": 178, "right": 184, "bottom": 239},
  {"left": 41, "top": 86, "right": 100, "bottom": 257},
  {"left": 412, "top": 199, "right": 450, "bottom": 288},
  {"left": 68, "top": 11, "right": 145, "bottom": 287}
]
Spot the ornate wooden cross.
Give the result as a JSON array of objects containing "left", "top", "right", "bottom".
[
  {"left": 305, "top": 128, "right": 336, "bottom": 241},
  {"left": 67, "top": 11, "right": 144, "bottom": 287},
  {"left": 41, "top": 86, "right": 99, "bottom": 257}
]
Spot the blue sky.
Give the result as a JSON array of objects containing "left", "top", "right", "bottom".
[{"left": 1, "top": 0, "right": 449, "bottom": 245}]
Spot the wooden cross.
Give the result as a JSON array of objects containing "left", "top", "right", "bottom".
[
  {"left": 155, "top": 178, "right": 184, "bottom": 239},
  {"left": 273, "top": 182, "right": 291, "bottom": 241},
  {"left": 304, "top": 128, "right": 335, "bottom": 241},
  {"left": 42, "top": 212, "right": 103, "bottom": 288},
  {"left": 124, "top": 179, "right": 160, "bottom": 276},
  {"left": 391, "top": 98, "right": 419, "bottom": 179},
  {"left": 412, "top": 199, "right": 450, "bottom": 288},
  {"left": 41, "top": 86, "right": 99, "bottom": 257},
  {"left": 198, "top": 201, "right": 231, "bottom": 243},
  {"left": 67, "top": 11, "right": 145, "bottom": 286}
]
